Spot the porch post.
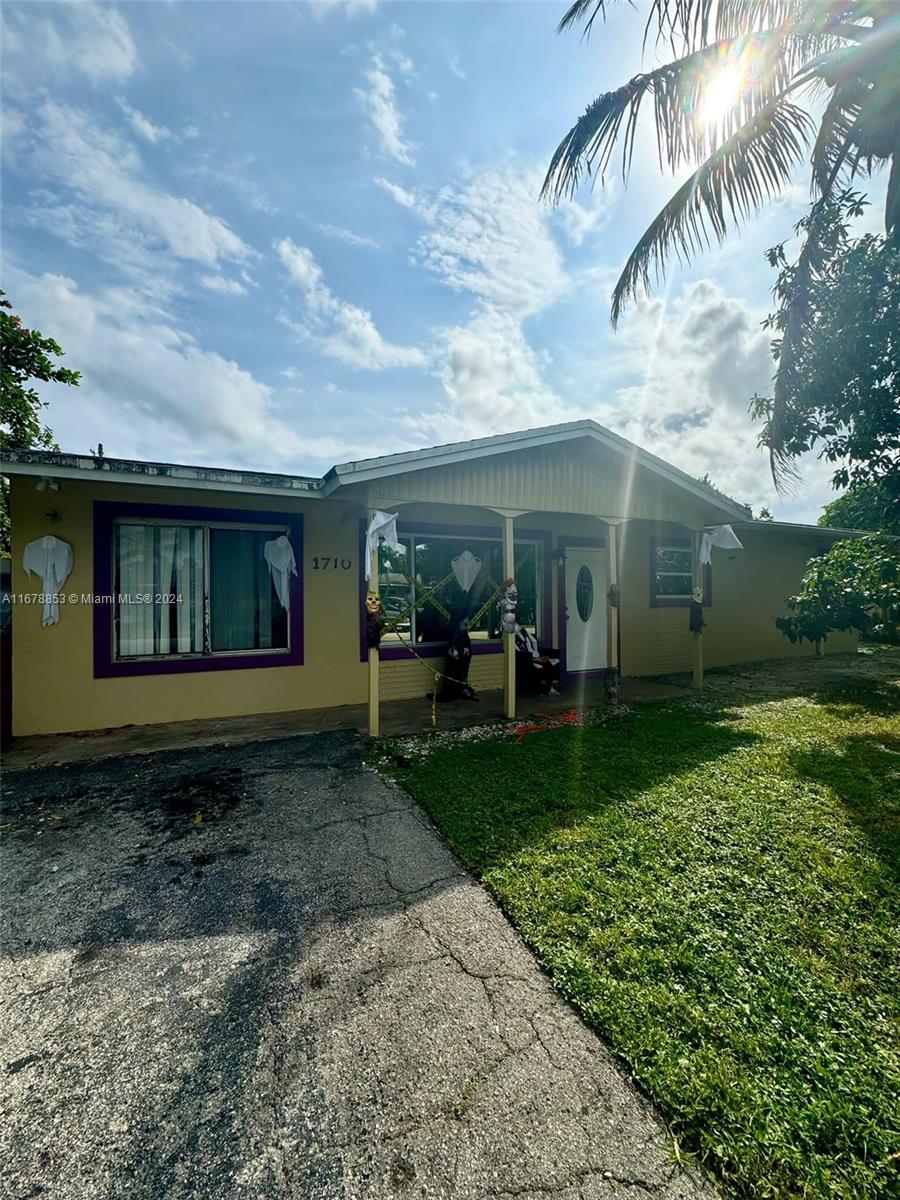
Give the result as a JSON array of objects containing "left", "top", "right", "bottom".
[
  {"left": 367, "top": 506, "right": 380, "bottom": 737},
  {"left": 692, "top": 528, "right": 704, "bottom": 690},
  {"left": 502, "top": 513, "right": 516, "bottom": 719},
  {"left": 607, "top": 522, "right": 619, "bottom": 673}
]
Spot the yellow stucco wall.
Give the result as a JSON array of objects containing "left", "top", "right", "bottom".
[
  {"left": 617, "top": 519, "right": 857, "bottom": 676},
  {"left": 7, "top": 472, "right": 855, "bottom": 737},
  {"left": 9, "top": 477, "right": 370, "bottom": 736}
]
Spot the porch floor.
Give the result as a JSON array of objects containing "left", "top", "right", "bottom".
[{"left": 3, "top": 676, "right": 689, "bottom": 770}]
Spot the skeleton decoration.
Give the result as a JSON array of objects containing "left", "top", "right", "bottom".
[
  {"left": 689, "top": 586, "right": 706, "bottom": 634},
  {"left": 365, "top": 591, "right": 386, "bottom": 649},
  {"left": 498, "top": 578, "right": 518, "bottom": 636}
]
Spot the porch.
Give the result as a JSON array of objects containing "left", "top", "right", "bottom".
[{"left": 2, "top": 677, "right": 689, "bottom": 770}]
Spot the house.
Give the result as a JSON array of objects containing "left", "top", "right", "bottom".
[{"left": 1, "top": 420, "right": 856, "bottom": 739}]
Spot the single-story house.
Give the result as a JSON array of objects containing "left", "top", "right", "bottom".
[{"left": 1, "top": 420, "right": 855, "bottom": 738}]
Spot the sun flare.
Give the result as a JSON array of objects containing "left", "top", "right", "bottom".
[{"left": 699, "top": 62, "right": 746, "bottom": 130}]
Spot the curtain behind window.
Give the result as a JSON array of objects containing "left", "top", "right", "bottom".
[
  {"left": 115, "top": 524, "right": 203, "bottom": 658},
  {"left": 209, "top": 529, "right": 286, "bottom": 652}
]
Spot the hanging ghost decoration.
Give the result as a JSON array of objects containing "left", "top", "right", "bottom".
[
  {"left": 451, "top": 549, "right": 482, "bottom": 593},
  {"left": 364, "top": 511, "right": 404, "bottom": 581},
  {"left": 23, "top": 535, "right": 74, "bottom": 626},
  {"left": 263, "top": 535, "right": 297, "bottom": 611},
  {"left": 699, "top": 524, "right": 743, "bottom": 565}
]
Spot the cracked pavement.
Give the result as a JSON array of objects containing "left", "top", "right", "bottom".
[{"left": 1, "top": 731, "right": 718, "bottom": 1200}]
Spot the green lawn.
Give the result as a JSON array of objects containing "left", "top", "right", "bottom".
[{"left": 387, "top": 649, "right": 900, "bottom": 1199}]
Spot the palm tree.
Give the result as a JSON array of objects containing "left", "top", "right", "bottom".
[{"left": 542, "top": 1, "right": 899, "bottom": 483}]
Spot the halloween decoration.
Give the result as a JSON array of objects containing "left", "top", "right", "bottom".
[
  {"left": 365, "top": 591, "right": 386, "bottom": 649},
  {"left": 364, "top": 511, "right": 404, "bottom": 580},
  {"left": 700, "top": 524, "right": 743, "bottom": 565},
  {"left": 23, "top": 535, "right": 74, "bottom": 626},
  {"left": 440, "top": 613, "right": 476, "bottom": 701},
  {"left": 498, "top": 578, "right": 518, "bottom": 635},
  {"left": 689, "top": 587, "right": 706, "bottom": 634},
  {"left": 451, "top": 548, "right": 482, "bottom": 593},
  {"left": 515, "top": 625, "right": 561, "bottom": 695},
  {"left": 263, "top": 535, "right": 297, "bottom": 611}
]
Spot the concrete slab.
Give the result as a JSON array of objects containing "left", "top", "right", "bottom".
[{"left": 1, "top": 731, "right": 716, "bottom": 1200}]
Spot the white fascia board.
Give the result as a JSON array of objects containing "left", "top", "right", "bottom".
[{"left": 1, "top": 458, "right": 322, "bottom": 500}]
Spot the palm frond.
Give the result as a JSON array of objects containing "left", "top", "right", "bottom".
[
  {"left": 542, "top": 29, "right": 806, "bottom": 204},
  {"left": 810, "top": 85, "right": 865, "bottom": 194},
  {"left": 610, "top": 99, "right": 814, "bottom": 325}
]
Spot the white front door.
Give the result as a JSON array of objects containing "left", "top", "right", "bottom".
[{"left": 564, "top": 547, "right": 608, "bottom": 672}]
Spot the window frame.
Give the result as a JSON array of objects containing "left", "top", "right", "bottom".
[
  {"left": 94, "top": 501, "right": 303, "bottom": 678},
  {"left": 649, "top": 536, "right": 711, "bottom": 608},
  {"left": 358, "top": 521, "right": 551, "bottom": 662}
]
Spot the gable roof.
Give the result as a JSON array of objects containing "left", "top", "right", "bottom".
[
  {"left": 1, "top": 420, "right": 751, "bottom": 521},
  {"left": 322, "top": 419, "right": 752, "bottom": 520}
]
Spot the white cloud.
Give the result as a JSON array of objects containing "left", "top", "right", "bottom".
[
  {"left": 355, "top": 52, "right": 414, "bottom": 165},
  {"left": 448, "top": 55, "right": 467, "bottom": 81},
  {"left": 311, "top": 0, "right": 378, "bottom": 16},
  {"left": 198, "top": 275, "right": 247, "bottom": 296},
  {"left": 317, "top": 223, "right": 380, "bottom": 249},
  {"left": 600, "top": 279, "right": 779, "bottom": 507},
  {"left": 419, "top": 307, "right": 567, "bottom": 442},
  {"left": 374, "top": 176, "right": 419, "bottom": 210},
  {"left": 116, "top": 100, "right": 172, "bottom": 145},
  {"left": 2, "top": 3, "right": 136, "bottom": 90},
  {"left": 4, "top": 269, "right": 331, "bottom": 466},
  {"left": 7, "top": 101, "right": 252, "bottom": 272},
  {"left": 376, "top": 164, "right": 575, "bottom": 437},
  {"left": 381, "top": 166, "right": 569, "bottom": 318},
  {"left": 553, "top": 182, "right": 617, "bottom": 247},
  {"left": 275, "top": 237, "right": 425, "bottom": 370}
]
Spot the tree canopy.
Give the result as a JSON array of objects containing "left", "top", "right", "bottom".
[
  {"left": 0, "top": 292, "right": 79, "bottom": 552},
  {"left": 1, "top": 292, "right": 78, "bottom": 451},
  {"left": 777, "top": 535, "right": 899, "bottom": 644},
  {"left": 751, "top": 191, "right": 899, "bottom": 498},
  {"left": 820, "top": 480, "right": 900, "bottom": 536}
]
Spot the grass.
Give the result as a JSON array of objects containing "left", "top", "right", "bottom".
[{"left": 387, "top": 649, "right": 900, "bottom": 1199}]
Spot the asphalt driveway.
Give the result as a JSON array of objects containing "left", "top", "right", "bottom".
[{"left": 1, "top": 731, "right": 716, "bottom": 1200}]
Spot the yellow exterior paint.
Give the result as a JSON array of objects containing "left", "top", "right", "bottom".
[
  {"left": 7, "top": 442, "right": 856, "bottom": 738},
  {"left": 617, "top": 520, "right": 856, "bottom": 676},
  {"left": 9, "top": 477, "right": 368, "bottom": 736}
]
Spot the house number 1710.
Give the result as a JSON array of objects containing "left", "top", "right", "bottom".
[{"left": 312, "top": 556, "right": 352, "bottom": 570}]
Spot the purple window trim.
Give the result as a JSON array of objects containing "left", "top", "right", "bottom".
[
  {"left": 358, "top": 519, "right": 552, "bottom": 663},
  {"left": 93, "top": 500, "right": 303, "bottom": 679}
]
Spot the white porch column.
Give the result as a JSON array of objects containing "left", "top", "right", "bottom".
[
  {"left": 502, "top": 513, "right": 516, "bottom": 719},
  {"left": 692, "top": 528, "right": 704, "bottom": 690},
  {"left": 607, "top": 521, "right": 620, "bottom": 673},
  {"left": 367, "top": 503, "right": 380, "bottom": 737}
]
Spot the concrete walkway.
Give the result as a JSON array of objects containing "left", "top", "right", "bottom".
[
  {"left": 2, "top": 732, "right": 715, "bottom": 1200},
  {"left": 2, "top": 677, "right": 688, "bottom": 770}
]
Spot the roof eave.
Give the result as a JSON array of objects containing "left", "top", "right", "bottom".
[{"left": 0, "top": 450, "right": 322, "bottom": 499}]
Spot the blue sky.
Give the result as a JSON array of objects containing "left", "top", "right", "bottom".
[{"left": 1, "top": 1, "right": 886, "bottom": 520}]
